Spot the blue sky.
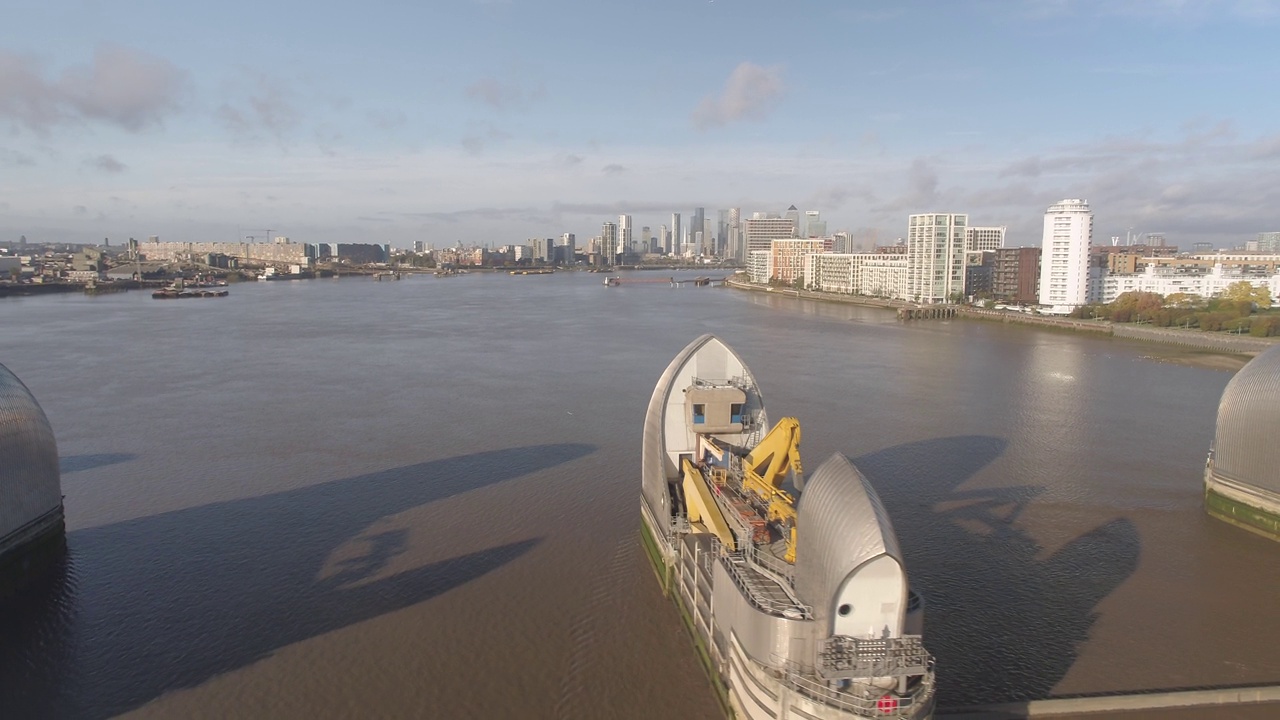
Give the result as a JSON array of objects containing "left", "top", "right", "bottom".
[{"left": 3, "top": 0, "right": 1279, "bottom": 248}]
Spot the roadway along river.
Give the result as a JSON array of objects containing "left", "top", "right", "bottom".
[{"left": 1, "top": 271, "right": 1277, "bottom": 718}]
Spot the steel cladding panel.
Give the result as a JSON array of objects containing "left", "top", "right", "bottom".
[
  {"left": 1213, "top": 344, "right": 1280, "bottom": 495},
  {"left": 795, "top": 453, "right": 904, "bottom": 634},
  {"left": 712, "top": 560, "right": 810, "bottom": 667},
  {"left": 0, "top": 363, "right": 62, "bottom": 543}
]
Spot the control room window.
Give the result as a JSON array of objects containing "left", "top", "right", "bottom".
[
  {"left": 730, "top": 403, "right": 743, "bottom": 424},
  {"left": 692, "top": 404, "right": 706, "bottom": 424}
]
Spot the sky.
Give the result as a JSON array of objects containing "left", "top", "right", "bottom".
[{"left": 2, "top": 0, "right": 1280, "bottom": 250}]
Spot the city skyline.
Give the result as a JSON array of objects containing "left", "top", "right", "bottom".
[{"left": 3, "top": 1, "right": 1280, "bottom": 248}]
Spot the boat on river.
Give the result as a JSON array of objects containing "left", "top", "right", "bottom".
[{"left": 640, "top": 335, "right": 935, "bottom": 719}]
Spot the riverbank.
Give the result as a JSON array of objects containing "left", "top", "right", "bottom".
[{"left": 724, "top": 276, "right": 1276, "bottom": 368}]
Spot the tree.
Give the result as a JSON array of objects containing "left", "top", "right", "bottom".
[
  {"left": 1224, "top": 281, "right": 1273, "bottom": 309},
  {"left": 1164, "top": 292, "right": 1204, "bottom": 308}
]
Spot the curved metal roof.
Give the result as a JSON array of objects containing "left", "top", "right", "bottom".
[
  {"left": 0, "top": 362, "right": 62, "bottom": 544},
  {"left": 794, "top": 453, "right": 903, "bottom": 630},
  {"left": 1213, "top": 344, "right": 1280, "bottom": 495},
  {"left": 641, "top": 334, "right": 764, "bottom": 540}
]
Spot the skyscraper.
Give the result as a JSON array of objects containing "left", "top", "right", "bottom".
[
  {"left": 1037, "top": 199, "right": 1093, "bottom": 311},
  {"left": 728, "top": 207, "right": 742, "bottom": 261},
  {"left": 670, "top": 213, "right": 681, "bottom": 256},
  {"left": 618, "top": 215, "right": 632, "bottom": 257},
  {"left": 804, "top": 210, "right": 826, "bottom": 238},
  {"left": 601, "top": 222, "right": 618, "bottom": 265},
  {"left": 784, "top": 205, "right": 801, "bottom": 236},
  {"left": 907, "top": 213, "right": 968, "bottom": 304},
  {"left": 691, "top": 207, "right": 705, "bottom": 252}
]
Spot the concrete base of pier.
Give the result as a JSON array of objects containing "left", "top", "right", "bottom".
[{"left": 1204, "top": 471, "right": 1280, "bottom": 542}]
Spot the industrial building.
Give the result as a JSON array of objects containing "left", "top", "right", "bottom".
[
  {"left": 0, "top": 363, "right": 64, "bottom": 592},
  {"left": 1205, "top": 345, "right": 1280, "bottom": 541}
]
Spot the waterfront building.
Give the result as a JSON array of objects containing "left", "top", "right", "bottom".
[
  {"left": 993, "top": 247, "right": 1041, "bottom": 304},
  {"left": 743, "top": 215, "right": 797, "bottom": 255},
  {"left": 965, "top": 226, "right": 1006, "bottom": 253},
  {"left": 670, "top": 213, "right": 681, "bottom": 256},
  {"left": 769, "top": 239, "right": 825, "bottom": 285},
  {"left": 965, "top": 251, "right": 995, "bottom": 297},
  {"left": 747, "top": 250, "right": 772, "bottom": 284},
  {"left": 138, "top": 238, "right": 309, "bottom": 265},
  {"left": 1038, "top": 199, "right": 1093, "bottom": 313},
  {"left": 802, "top": 252, "right": 908, "bottom": 298},
  {"left": 907, "top": 213, "right": 968, "bottom": 304},
  {"left": 0, "top": 362, "right": 64, "bottom": 592},
  {"left": 1092, "top": 263, "right": 1280, "bottom": 305},
  {"left": 1205, "top": 344, "right": 1280, "bottom": 541}
]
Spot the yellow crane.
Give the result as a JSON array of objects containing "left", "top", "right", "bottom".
[{"left": 740, "top": 417, "right": 803, "bottom": 562}]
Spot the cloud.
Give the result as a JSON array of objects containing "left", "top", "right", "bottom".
[
  {"left": 86, "top": 154, "right": 126, "bottom": 173},
  {"left": 1000, "top": 156, "right": 1044, "bottom": 178},
  {"left": 395, "top": 206, "right": 551, "bottom": 225},
  {"left": 0, "top": 148, "right": 36, "bottom": 166},
  {"left": 0, "top": 44, "right": 184, "bottom": 133},
  {"left": 550, "top": 201, "right": 684, "bottom": 216},
  {"left": 559, "top": 153, "right": 583, "bottom": 167},
  {"left": 873, "top": 158, "right": 940, "bottom": 213},
  {"left": 465, "top": 76, "right": 544, "bottom": 112},
  {"left": 218, "top": 71, "right": 301, "bottom": 143},
  {"left": 601, "top": 164, "right": 626, "bottom": 176},
  {"left": 460, "top": 125, "right": 511, "bottom": 155},
  {"left": 692, "top": 62, "right": 784, "bottom": 130}
]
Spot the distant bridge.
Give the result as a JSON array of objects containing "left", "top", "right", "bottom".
[{"left": 603, "top": 276, "right": 727, "bottom": 287}]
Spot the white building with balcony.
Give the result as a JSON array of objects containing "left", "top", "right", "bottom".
[{"left": 1038, "top": 199, "right": 1093, "bottom": 313}]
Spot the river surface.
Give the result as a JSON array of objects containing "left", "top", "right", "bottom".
[{"left": 1, "top": 271, "right": 1277, "bottom": 719}]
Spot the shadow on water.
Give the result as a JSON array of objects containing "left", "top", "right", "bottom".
[
  {"left": 59, "top": 453, "right": 137, "bottom": 474},
  {"left": 0, "top": 443, "right": 595, "bottom": 719},
  {"left": 854, "top": 436, "right": 1141, "bottom": 708}
]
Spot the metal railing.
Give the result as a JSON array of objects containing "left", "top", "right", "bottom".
[
  {"left": 710, "top": 537, "right": 812, "bottom": 619},
  {"left": 771, "top": 655, "right": 936, "bottom": 720},
  {"left": 817, "top": 635, "right": 932, "bottom": 680}
]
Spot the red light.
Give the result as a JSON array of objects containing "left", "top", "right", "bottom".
[{"left": 877, "top": 694, "right": 899, "bottom": 713}]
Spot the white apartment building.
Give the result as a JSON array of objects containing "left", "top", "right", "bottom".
[
  {"left": 618, "top": 215, "right": 632, "bottom": 256},
  {"left": 747, "top": 250, "right": 772, "bottom": 284},
  {"left": 803, "top": 253, "right": 908, "bottom": 298},
  {"left": 770, "top": 239, "right": 826, "bottom": 284},
  {"left": 966, "top": 226, "right": 1006, "bottom": 253},
  {"left": 907, "top": 213, "right": 968, "bottom": 303},
  {"left": 743, "top": 216, "right": 797, "bottom": 255},
  {"left": 1094, "top": 264, "right": 1280, "bottom": 305},
  {"left": 1038, "top": 199, "right": 1092, "bottom": 312}
]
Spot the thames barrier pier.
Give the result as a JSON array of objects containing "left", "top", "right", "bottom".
[
  {"left": 1204, "top": 345, "right": 1280, "bottom": 541},
  {"left": 0, "top": 362, "right": 65, "bottom": 593}
]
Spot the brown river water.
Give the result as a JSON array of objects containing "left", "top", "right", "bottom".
[{"left": 1, "top": 271, "right": 1277, "bottom": 719}]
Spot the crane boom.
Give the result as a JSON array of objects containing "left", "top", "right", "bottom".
[{"left": 741, "top": 417, "right": 803, "bottom": 562}]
